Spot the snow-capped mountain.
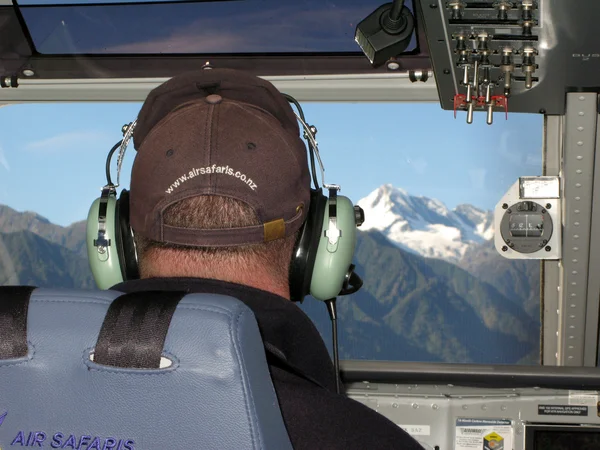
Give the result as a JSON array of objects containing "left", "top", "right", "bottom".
[{"left": 357, "top": 184, "right": 494, "bottom": 262}]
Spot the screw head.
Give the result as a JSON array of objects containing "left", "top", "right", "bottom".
[
  {"left": 546, "top": 203, "right": 551, "bottom": 209},
  {"left": 502, "top": 246, "right": 508, "bottom": 252},
  {"left": 545, "top": 246, "right": 552, "bottom": 251},
  {"left": 502, "top": 203, "right": 509, "bottom": 209}
]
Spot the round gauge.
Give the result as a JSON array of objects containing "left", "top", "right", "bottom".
[{"left": 499, "top": 201, "right": 553, "bottom": 254}]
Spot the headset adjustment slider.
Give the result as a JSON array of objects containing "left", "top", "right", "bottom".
[
  {"left": 325, "top": 185, "right": 342, "bottom": 248},
  {"left": 94, "top": 230, "right": 111, "bottom": 254}
]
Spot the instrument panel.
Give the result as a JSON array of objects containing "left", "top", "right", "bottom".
[
  {"left": 417, "top": 0, "right": 600, "bottom": 122},
  {"left": 347, "top": 383, "right": 600, "bottom": 449}
]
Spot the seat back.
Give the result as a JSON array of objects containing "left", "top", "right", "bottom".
[{"left": 0, "top": 287, "right": 292, "bottom": 450}]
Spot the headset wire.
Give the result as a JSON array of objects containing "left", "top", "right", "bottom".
[
  {"left": 105, "top": 140, "right": 123, "bottom": 186},
  {"left": 325, "top": 298, "right": 341, "bottom": 394}
]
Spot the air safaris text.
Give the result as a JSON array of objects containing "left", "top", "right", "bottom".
[
  {"left": 165, "top": 165, "right": 258, "bottom": 194},
  {"left": 9, "top": 430, "right": 135, "bottom": 449}
]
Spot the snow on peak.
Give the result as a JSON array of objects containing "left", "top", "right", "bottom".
[{"left": 357, "top": 185, "right": 494, "bottom": 262}]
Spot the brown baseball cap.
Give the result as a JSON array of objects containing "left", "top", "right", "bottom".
[{"left": 129, "top": 69, "right": 311, "bottom": 247}]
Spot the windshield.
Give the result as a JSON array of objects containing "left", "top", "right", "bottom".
[
  {"left": 0, "top": 0, "right": 428, "bottom": 80},
  {"left": 18, "top": 0, "right": 418, "bottom": 55},
  {"left": 0, "top": 101, "right": 543, "bottom": 365}
]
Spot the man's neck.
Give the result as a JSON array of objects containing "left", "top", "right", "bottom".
[{"left": 141, "top": 265, "right": 291, "bottom": 300}]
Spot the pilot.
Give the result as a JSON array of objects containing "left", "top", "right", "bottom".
[{"left": 111, "top": 68, "right": 422, "bottom": 449}]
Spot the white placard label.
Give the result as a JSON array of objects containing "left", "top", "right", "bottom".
[
  {"left": 519, "top": 176, "right": 560, "bottom": 198},
  {"left": 569, "top": 390, "right": 599, "bottom": 406}
]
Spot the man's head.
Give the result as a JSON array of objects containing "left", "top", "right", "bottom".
[{"left": 128, "top": 69, "right": 312, "bottom": 298}]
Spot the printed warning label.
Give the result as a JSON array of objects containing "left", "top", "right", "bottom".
[
  {"left": 569, "top": 390, "right": 599, "bottom": 406},
  {"left": 397, "top": 425, "right": 431, "bottom": 436},
  {"left": 455, "top": 418, "right": 513, "bottom": 450},
  {"left": 538, "top": 405, "right": 588, "bottom": 416}
]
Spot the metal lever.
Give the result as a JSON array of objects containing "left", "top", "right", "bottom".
[
  {"left": 472, "top": 58, "right": 480, "bottom": 99},
  {"left": 466, "top": 91, "right": 474, "bottom": 124},
  {"left": 465, "top": 76, "right": 474, "bottom": 124},
  {"left": 485, "top": 83, "right": 494, "bottom": 125}
]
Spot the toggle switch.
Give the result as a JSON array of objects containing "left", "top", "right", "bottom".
[
  {"left": 455, "top": 35, "right": 471, "bottom": 87},
  {"left": 477, "top": 32, "right": 490, "bottom": 53},
  {"left": 455, "top": 34, "right": 468, "bottom": 53},
  {"left": 494, "top": 1, "right": 513, "bottom": 21},
  {"left": 448, "top": 0, "right": 466, "bottom": 20},
  {"left": 521, "top": 0, "right": 534, "bottom": 21},
  {"left": 501, "top": 48, "right": 515, "bottom": 96},
  {"left": 521, "top": 47, "right": 537, "bottom": 89},
  {"left": 521, "top": 0, "right": 534, "bottom": 36}
]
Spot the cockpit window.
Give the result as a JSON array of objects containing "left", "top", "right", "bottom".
[
  {"left": 0, "top": 101, "right": 543, "bottom": 365},
  {"left": 16, "top": 0, "right": 418, "bottom": 55}
]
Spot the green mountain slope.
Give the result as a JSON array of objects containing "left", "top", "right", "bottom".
[
  {"left": 460, "top": 239, "right": 541, "bottom": 320},
  {"left": 0, "top": 204, "right": 87, "bottom": 258},
  {"left": 303, "top": 230, "right": 539, "bottom": 364},
  {"left": 0, "top": 230, "right": 94, "bottom": 288}
]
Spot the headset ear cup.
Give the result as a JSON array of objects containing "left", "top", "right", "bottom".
[
  {"left": 309, "top": 195, "right": 358, "bottom": 301},
  {"left": 115, "top": 189, "right": 139, "bottom": 281},
  {"left": 86, "top": 191, "right": 124, "bottom": 289},
  {"left": 289, "top": 189, "right": 327, "bottom": 302}
]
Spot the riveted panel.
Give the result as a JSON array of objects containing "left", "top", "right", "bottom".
[
  {"left": 542, "top": 115, "right": 562, "bottom": 365},
  {"left": 558, "top": 93, "right": 599, "bottom": 366}
]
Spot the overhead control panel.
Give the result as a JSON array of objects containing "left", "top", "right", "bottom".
[
  {"left": 494, "top": 176, "right": 561, "bottom": 259},
  {"left": 416, "top": 0, "right": 600, "bottom": 121}
]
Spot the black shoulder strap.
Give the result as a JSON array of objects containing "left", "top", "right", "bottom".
[
  {"left": 0, "top": 286, "right": 36, "bottom": 359},
  {"left": 94, "top": 291, "right": 186, "bottom": 369},
  {"left": 263, "top": 341, "right": 330, "bottom": 391}
]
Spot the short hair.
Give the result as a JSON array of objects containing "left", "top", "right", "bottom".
[{"left": 134, "top": 195, "right": 298, "bottom": 281}]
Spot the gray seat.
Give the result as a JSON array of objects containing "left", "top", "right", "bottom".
[{"left": 0, "top": 288, "right": 293, "bottom": 450}]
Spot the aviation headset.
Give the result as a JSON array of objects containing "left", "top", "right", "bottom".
[{"left": 86, "top": 94, "right": 364, "bottom": 302}]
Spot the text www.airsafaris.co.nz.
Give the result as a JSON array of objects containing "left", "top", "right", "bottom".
[{"left": 165, "top": 165, "right": 258, "bottom": 194}]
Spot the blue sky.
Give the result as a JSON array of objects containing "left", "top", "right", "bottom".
[{"left": 0, "top": 102, "right": 542, "bottom": 227}]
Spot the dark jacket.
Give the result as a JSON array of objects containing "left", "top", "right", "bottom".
[{"left": 112, "top": 277, "right": 423, "bottom": 450}]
